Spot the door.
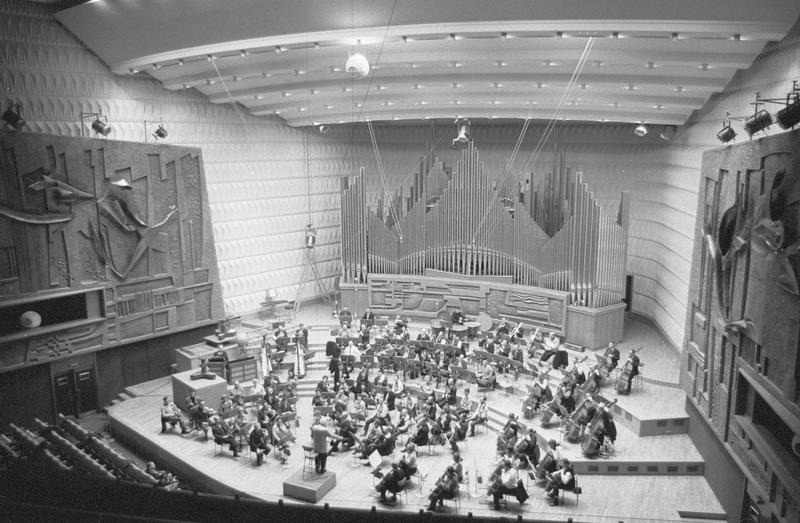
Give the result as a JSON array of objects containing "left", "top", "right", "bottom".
[{"left": 53, "top": 367, "right": 98, "bottom": 418}]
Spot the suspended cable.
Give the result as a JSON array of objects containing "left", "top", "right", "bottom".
[
  {"left": 368, "top": 120, "right": 403, "bottom": 241},
  {"left": 476, "top": 37, "right": 596, "bottom": 240},
  {"left": 210, "top": 59, "right": 248, "bottom": 127}
]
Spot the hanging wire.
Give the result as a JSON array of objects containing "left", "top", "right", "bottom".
[
  {"left": 368, "top": 120, "right": 403, "bottom": 240},
  {"left": 475, "top": 37, "right": 596, "bottom": 241}
]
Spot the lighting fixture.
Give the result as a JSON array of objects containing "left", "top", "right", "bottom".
[
  {"left": 716, "top": 120, "right": 736, "bottom": 143},
  {"left": 2, "top": 103, "right": 25, "bottom": 130},
  {"left": 659, "top": 125, "right": 676, "bottom": 141},
  {"left": 633, "top": 124, "right": 647, "bottom": 137},
  {"left": 744, "top": 108, "right": 772, "bottom": 136},
  {"left": 451, "top": 118, "right": 471, "bottom": 149},
  {"left": 80, "top": 112, "right": 112, "bottom": 137},
  {"left": 153, "top": 124, "right": 168, "bottom": 140},
  {"left": 345, "top": 52, "right": 370, "bottom": 79},
  {"left": 775, "top": 80, "right": 800, "bottom": 129}
]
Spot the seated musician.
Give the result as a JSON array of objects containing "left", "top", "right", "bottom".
[
  {"left": 468, "top": 396, "right": 489, "bottom": 436},
  {"left": 391, "top": 375, "right": 404, "bottom": 396},
  {"left": 393, "top": 315, "right": 406, "bottom": 335},
  {"left": 351, "top": 393, "right": 367, "bottom": 418},
  {"left": 334, "top": 411, "right": 359, "bottom": 450},
  {"left": 417, "top": 328, "right": 431, "bottom": 341},
  {"left": 188, "top": 400, "right": 212, "bottom": 439},
  {"left": 450, "top": 308, "right": 465, "bottom": 325},
  {"left": 248, "top": 424, "right": 272, "bottom": 466},
  {"left": 354, "top": 368, "right": 371, "bottom": 396},
  {"left": 530, "top": 439, "right": 562, "bottom": 482},
  {"left": 311, "top": 389, "right": 326, "bottom": 408},
  {"left": 497, "top": 413, "right": 521, "bottom": 454},
  {"left": 339, "top": 306, "right": 353, "bottom": 328},
  {"left": 449, "top": 413, "right": 469, "bottom": 453},
  {"left": 514, "top": 427, "right": 541, "bottom": 469},
  {"left": 605, "top": 342, "right": 620, "bottom": 371},
  {"left": 229, "top": 380, "right": 245, "bottom": 406},
  {"left": 544, "top": 459, "right": 575, "bottom": 506},
  {"left": 271, "top": 417, "right": 293, "bottom": 465},
  {"left": 358, "top": 425, "right": 394, "bottom": 460},
  {"left": 358, "top": 323, "right": 370, "bottom": 346},
  {"left": 496, "top": 317, "right": 509, "bottom": 336},
  {"left": 457, "top": 388, "right": 472, "bottom": 415},
  {"left": 362, "top": 400, "right": 390, "bottom": 436},
  {"left": 361, "top": 307, "right": 375, "bottom": 327},
  {"left": 160, "top": 396, "right": 189, "bottom": 434},
  {"left": 264, "top": 370, "right": 281, "bottom": 389},
  {"left": 316, "top": 375, "right": 332, "bottom": 393},
  {"left": 397, "top": 441, "right": 418, "bottom": 478},
  {"left": 451, "top": 451, "right": 464, "bottom": 482},
  {"left": 510, "top": 344, "right": 524, "bottom": 362},
  {"left": 209, "top": 415, "right": 241, "bottom": 457},
  {"left": 559, "top": 386, "right": 577, "bottom": 417},
  {"left": 257, "top": 402, "right": 277, "bottom": 428},
  {"left": 184, "top": 390, "right": 198, "bottom": 411},
  {"left": 438, "top": 378, "right": 457, "bottom": 408},
  {"left": 532, "top": 372, "right": 553, "bottom": 410},
  {"left": 480, "top": 338, "right": 496, "bottom": 354},
  {"left": 585, "top": 364, "right": 603, "bottom": 393},
  {"left": 295, "top": 323, "right": 309, "bottom": 348},
  {"left": 488, "top": 458, "right": 529, "bottom": 509},
  {"left": 411, "top": 418, "right": 430, "bottom": 446},
  {"left": 250, "top": 378, "right": 265, "bottom": 397},
  {"left": 539, "top": 333, "right": 561, "bottom": 363},
  {"left": 218, "top": 395, "right": 235, "bottom": 420},
  {"left": 395, "top": 408, "right": 413, "bottom": 435},
  {"left": 373, "top": 369, "right": 389, "bottom": 388},
  {"left": 497, "top": 339, "right": 511, "bottom": 358},
  {"left": 522, "top": 388, "right": 539, "bottom": 420},
  {"left": 424, "top": 396, "right": 439, "bottom": 421},
  {"left": 274, "top": 325, "right": 288, "bottom": 340},
  {"left": 375, "top": 462, "right": 406, "bottom": 502},
  {"left": 476, "top": 359, "right": 497, "bottom": 390},
  {"left": 426, "top": 465, "right": 459, "bottom": 511}
]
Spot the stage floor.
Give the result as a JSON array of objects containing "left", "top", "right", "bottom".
[{"left": 109, "top": 376, "right": 724, "bottom": 522}]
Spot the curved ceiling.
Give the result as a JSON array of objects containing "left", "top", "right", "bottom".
[{"left": 56, "top": 0, "right": 800, "bottom": 128}]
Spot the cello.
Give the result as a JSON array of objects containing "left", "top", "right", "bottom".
[
  {"left": 539, "top": 387, "right": 564, "bottom": 427},
  {"left": 564, "top": 397, "right": 594, "bottom": 443}
]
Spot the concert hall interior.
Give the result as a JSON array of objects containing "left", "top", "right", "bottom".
[{"left": 2, "top": 1, "right": 800, "bottom": 522}]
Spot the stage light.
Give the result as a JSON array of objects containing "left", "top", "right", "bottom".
[
  {"left": 776, "top": 101, "right": 800, "bottom": 129},
  {"left": 153, "top": 124, "right": 168, "bottom": 139},
  {"left": 633, "top": 124, "right": 647, "bottom": 137},
  {"left": 658, "top": 125, "right": 676, "bottom": 141},
  {"left": 716, "top": 122, "right": 736, "bottom": 143},
  {"left": 744, "top": 109, "right": 772, "bottom": 136},
  {"left": 345, "top": 52, "right": 369, "bottom": 79},
  {"left": 451, "top": 118, "right": 471, "bottom": 148},
  {"left": 81, "top": 112, "right": 112, "bottom": 137},
  {"left": 2, "top": 103, "right": 25, "bottom": 130}
]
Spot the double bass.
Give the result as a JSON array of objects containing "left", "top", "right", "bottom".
[
  {"left": 539, "top": 388, "right": 564, "bottom": 427},
  {"left": 581, "top": 399, "right": 618, "bottom": 457},
  {"left": 615, "top": 348, "right": 641, "bottom": 394},
  {"left": 564, "top": 396, "right": 594, "bottom": 443}
]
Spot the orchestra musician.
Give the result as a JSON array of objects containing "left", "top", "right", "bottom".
[
  {"left": 361, "top": 307, "right": 375, "bottom": 328},
  {"left": 468, "top": 396, "right": 489, "bottom": 436},
  {"left": 451, "top": 308, "right": 465, "bottom": 325},
  {"left": 530, "top": 439, "right": 561, "bottom": 483},
  {"left": 248, "top": 424, "right": 272, "bottom": 466},
  {"left": 544, "top": 459, "right": 575, "bottom": 506},
  {"left": 425, "top": 466, "right": 459, "bottom": 511},
  {"left": 497, "top": 413, "right": 521, "bottom": 454},
  {"left": 339, "top": 306, "right": 353, "bottom": 328},
  {"left": 209, "top": 415, "right": 241, "bottom": 457},
  {"left": 513, "top": 427, "right": 540, "bottom": 469},
  {"left": 476, "top": 359, "right": 497, "bottom": 390},
  {"left": 488, "top": 458, "right": 529, "bottom": 509},
  {"left": 374, "top": 462, "right": 406, "bottom": 503},
  {"left": 605, "top": 342, "right": 621, "bottom": 372},
  {"left": 295, "top": 323, "right": 308, "bottom": 348},
  {"left": 539, "top": 333, "right": 560, "bottom": 363},
  {"left": 617, "top": 348, "right": 642, "bottom": 395}
]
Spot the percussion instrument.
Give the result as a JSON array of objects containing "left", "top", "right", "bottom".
[
  {"left": 465, "top": 321, "right": 480, "bottom": 338},
  {"left": 477, "top": 312, "right": 493, "bottom": 333},
  {"left": 451, "top": 324, "right": 468, "bottom": 339},
  {"left": 431, "top": 320, "right": 445, "bottom": 336}
]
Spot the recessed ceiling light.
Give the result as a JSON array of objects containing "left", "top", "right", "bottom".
[
  {"left": 671, "top": 32, "right": 679, "bottom": 40},
  {"left": 674, "top": 85, "right": 684, "bottom": 92},
  {"left": 653, "top": 104, "right": 664, "bottom": 110},
  {"left": 255, "top": 94, "right": 263, "bottom": 100},
  {"left": 593, "top": 60, "right": 603, "bottom": 67},
  {"left": 626, "top": 84, "right": 636, "bottom": 90},
  {"left": 450, "top": 61, "right": 463, "bottom": 68},
  {"left": 314, "top": 42, "right": 320, "bottom": 49},
  {"left": 152, "top": 63, "right": 160, "bottom": 70},
  {"left": 310, "top": 89, "right": 319, "bottom": 94},
  {"left": 451, "top": 82, "right": 461, "bottom": 88},
  {"left": 282, "top": 91, "right": 291, "bottom": 97},
  {"left": 536, "top": 82, "right": 544, "bottom": 88},
  {"left": 646, "top": 62, "right": 656, "bottom": 69},
  {"left": 206, "top": 79, "right": 215, "bottom": 85},
  {"left": 501, "top": 32, "right": 508, "bottom": 40},
  {"left": 413, "top": 84, "right": 422, "bottom": 89},
  {"left": 298, "top": 107, "right": 306, "bottom": 112},
  {"left": 496, "top": 60, "right": 508, "bottom": 67},
  {"left": 402, "top": 35, "right": 408, "bottom": 43},
  {"left": 342, "top": 86, "right": 352, "bottom": 93},
  {"left": 324, "top": 104, "right": 334, "bottom": 109},
  {"left": 376, "top": 85, "right": 387, "bottom": 90},
  {"left": 383, "top": 101, "right": 393, "bottom": 106},
  {"left": 275, "top": 46, "right": 285, "bottom": 54},
  {"left": 492, "top": 82, "right": 503, "bottom": 88},
  {"left": 206, "top": 54, "right": 215, "bottom": 61},
  {"left": 354, "top": 102, "right": 362, "bottom": 108},
  {"left": 580, "top": 83, "right": 587, "bottom": 89},
  {"left": 262, "top": 72, "right": 271, "bottom": 78},
  {"left": 699, "top": 63, "right": 710, "bottom": 71},
  {"left": 240, "top": 50, "right": 247, "bottom": 57},
  {"left": 294, "top": 69, "right": 305, "bottom": 76},
  {"left": 416, "top": 101, "right": 429, "bottom": 105},
  {"left": 177, "top": 59, "right": 184, "bottom": 66},
  {"left": 182, "top": 83, "right": 189, "bottom": 89},
  {"left": 449, "top": 33, "right": 457, "bottom": 41},
  {"left": 543, "top": 59, "right": 553, "bottom": 67},
  {"left": 274, "top": 110, "right": 281, "bottom": 115}
]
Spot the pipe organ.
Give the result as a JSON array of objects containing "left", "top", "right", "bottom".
[{"left": 340, "top": 142, "right": 630, "bottom": 310}]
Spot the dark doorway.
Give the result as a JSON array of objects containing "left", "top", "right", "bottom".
[
  {"left": 624, "top": 275, "right": 633, "bottom": 312},
  {"left": 53, "top": 367, "right": 98, "bottom": 418}
]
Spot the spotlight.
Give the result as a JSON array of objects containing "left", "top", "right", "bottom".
[
  {"left": 2, "top": 103, "right": 25, "bottom": 130},
  {"left": 775, "top": 82, "right": 800, "bottom": 129},
  {"left": 153, "top": 124, "right": 168, "bottom": 139},
  {"left": 318, "top": 124, "right": 329, "bottom": 134},
  {"left": 743, "top": 109, "right": 772, "bottom": 136},
  {"left": 345, "top": 52, "right": 370, "bottom": 79},
  {"left": 81, "top": 112, "right": 112, "bottom": 137},
  {"left": 633, "top": 124, "right": 647, "bottom": 137},
  {"left": 451, "top": 118, "right": 471, "bottom": 148},
  {"left": 716, "top": 122, "right": 736, "bottom": 143},
  {"left": 658, "top": 125, "right": 676, "bottom": 141},
  {"left": 92, "top": 118, "right": 112, "bottom": 136}
]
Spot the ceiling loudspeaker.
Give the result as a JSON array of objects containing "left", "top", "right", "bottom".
[
  {"left": 451, "top": 118, "right": 471, "bottom": 148},
  {"left": 792, "top": 434, "right": 800, "bottom": 457},
  {"left": 633, "top": 124, "right": 648, "bottom": 137}
]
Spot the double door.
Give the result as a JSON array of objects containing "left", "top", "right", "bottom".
[{"left": 53, "top": 367, "right": 98, "bottom": 418}]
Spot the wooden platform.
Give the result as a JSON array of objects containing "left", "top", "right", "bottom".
[
  {"left": 107, "top": 376, "right": 725, "bottom": 522},
  {"left": 283, "top": 470, "right": 336, "bottom": 502}
]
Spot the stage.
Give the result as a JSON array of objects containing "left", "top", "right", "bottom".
[{"left": 106, "top": 308, "right": 725, "bottom": 522}]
